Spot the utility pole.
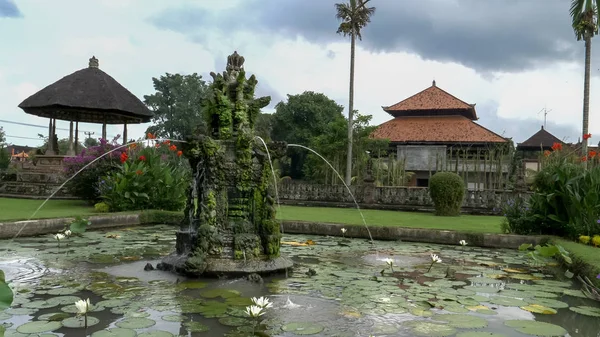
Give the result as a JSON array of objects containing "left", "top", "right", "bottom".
[{"left": 84, "top": 131, "right": 94, "bottom": 140}]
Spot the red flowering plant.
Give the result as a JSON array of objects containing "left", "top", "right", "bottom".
[{"left": 98, "top": 135, "right": 189, "bottom": 212}]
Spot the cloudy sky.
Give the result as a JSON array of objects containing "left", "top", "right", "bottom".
[{"left": 0, "top": 0, "right": 597, "bottom": 147}]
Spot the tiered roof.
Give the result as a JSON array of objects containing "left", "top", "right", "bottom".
[{"left": 517, "top": 126, "right": 564, "bottom": 150}]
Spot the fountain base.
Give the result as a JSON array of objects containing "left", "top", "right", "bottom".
[{"left": 160, "top": 253, "right": 293, "bottom": 277}]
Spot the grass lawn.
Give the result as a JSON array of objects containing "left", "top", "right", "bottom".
[
  {"left": 0, "top": 198, "right": 95, "bottom": 221},
  {"left": 277, "top": 205, "right": 503, "bottom": 234},
  {"left": 554, "top": 239, "right": 600, "bottom": 276}
]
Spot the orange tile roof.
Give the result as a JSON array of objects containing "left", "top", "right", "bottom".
[
  {"left": 371, "top": 116, "right": 507, "bottom": 144},
  {"left": 383, "top": 81, "right": 477, "bottom": 120}
]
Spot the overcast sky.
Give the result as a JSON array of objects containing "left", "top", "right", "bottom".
[{"left": 0, "top": 0, "right": 596, "bottom": 147}]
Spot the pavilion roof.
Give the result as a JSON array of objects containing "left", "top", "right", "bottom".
[
  {"left": 382, "top": 81, "right": 477, "bottom": 120},
  {"left": 18, "top": 57, "right": 152, "bottom": 124},
  {"left": 517, "top": 126, "right": 565, "bottom": 150},
  {"left": 370, "top": 115, "right": 507, "bottom": 144}
]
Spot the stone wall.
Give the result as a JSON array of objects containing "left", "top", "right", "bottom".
[
  {"left": 0, "top": 181, "right": 72, "bottom": 199},
  {"left": 277, "top": 182, "right": 529, "bottom": 214}
]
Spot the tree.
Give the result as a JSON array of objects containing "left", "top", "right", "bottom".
[
  {"left": 570, "top": 0, "right": 600, "bottom": 164},
  {"left": 0, "top": 127, "right": 9, "bottom": 169},
  {"left": 84, "top": 137, "right": 99, "bottom": 148},
  {"left": 144, "top": 73, "right": 209, "bottom": 140},
  {"left": 271, "top": 91, "right": 345, "bottom": 179},
  {"left": 254, "top": 112, "right": 274, "bottom": 142},
  {"left": 335, "top": 0, "right": 376, "bottom": 185}
]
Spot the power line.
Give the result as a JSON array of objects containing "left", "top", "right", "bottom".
[
  {"left": 5, "top": 135, "right": 44, "bottom": 141},
  {"left": 0, "top": 119, "right": 93, "bottom": 133}
]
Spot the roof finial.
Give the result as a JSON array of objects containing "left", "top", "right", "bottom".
[
  {"left": 432, "top": 79, "right": 436, "bottom": 87},
  {"left": 541, "top": 125, "right": 544, "bottom": 130},
  {"left": 89, "top": 56, "right": 99, "bottom": 68}
]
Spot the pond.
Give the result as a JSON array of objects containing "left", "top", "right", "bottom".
[{"left": 1, "top": 225, "right": 599, "bottom": 337}]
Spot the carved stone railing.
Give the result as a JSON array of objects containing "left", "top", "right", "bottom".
[{"left": 277, "top": 181, "right": 529, "bottom": 214}]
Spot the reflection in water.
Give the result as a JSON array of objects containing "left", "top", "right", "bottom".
[{"left": 0, "top": 226, "right": 599, "bottom": 336}]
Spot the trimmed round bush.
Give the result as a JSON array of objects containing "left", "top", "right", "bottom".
[
  {"left": 429, "top": 172, "right": 465, "bottom": 216},
  {"left": 94, "top": 202, "right": 110, "bottom": 213}
]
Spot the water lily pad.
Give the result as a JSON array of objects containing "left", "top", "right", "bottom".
[
  {"left": 224, "top": 297, "right": 253, "bottom": 306},
  {"left": 520, "top": 304, "right": 557, "bottom": 314},
  {"left": 124, "top": 311, "right": 150, "bottom": 318},
  {"left": 457, "top": 333, "right": 507, "bottom": 337},
  {"left": 0, "top": 312, "right": 12, "bottom": 320},
  {"left": 527, "top": 298, "right": 568, "bottom": 309},
  {"left": 38, "top": 313, "right": 70, "bottom": 321},
  {"left": 16, "top": 321, "right": 62, "bottom": 334},
  {"left": 96, "top": 299, "right": 129, "bottom": 308},
  {"left": 409, "top": 308, "right": 433, "bottom": 317},
  {"left": 489, "top": 297, "right": 529, "bottom": 307},
  {"left": 176, "top": 281, "right": 208, "bottom": 290},
  {"left": 5, "top": 308, "right": 37, "bottom": 315},
  {"left": 184, "top": 321, "right": 210, "bottom": 332},
  {"left": 282, "top": 322, "right": 324, "bottom": 335},
  {"left": 138, "top": 331, "right": 174, "bottom": 337},
  {"left": 22, "top": 300, "right": 60, "bottom": 309},
  {"left": 115, "top": 317, "right": 156, "bottom": 329},
  {"left": 404, "top": 321, "right": 457, "bottom": 337},
  {"left": 91, "top": 328, "right": 138, "bottom": 337},
  {"left": 569, "top": 306, "right": 600, "bottom": 317},
  {"left": 199, "top": 289, "right": 240, "bottom": 299},
  {"left": 46, "top": 288, "right": 78, "bottom": 295},
  {"left": 161, "top": 314, "right": 188, "bottom": 322},
  {"left": 562, "top": 289, "right": 587, "bottom": 298},
  {"left": 218, "top": 317, "right": 250, "bottom": 327},
  {"left": 47, "top": 296, "right": 81, "bottom": 306},
  {"left": 433, "top": 314, "right": 488, "bottom": 329},
  {"left": 62, "top": 316, "right": 100, "bottom": 328},
  {"left": 504, "top": 320, "right": 567, "bottom": 336}
]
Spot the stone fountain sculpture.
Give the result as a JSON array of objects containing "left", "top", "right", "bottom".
[{"left": 162, "top": 52, "right": 293, "bottom": 276}]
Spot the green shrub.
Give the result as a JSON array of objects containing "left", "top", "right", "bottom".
[
  {"left": 429, "top": 172, "right": 465, "bottom": 216},
  {"left": 500, "top": 196, "right": 540, "bottom": 235},
  {"left": 94, "top": 202, "right": 110, "bottom": 213},
  {"left": 139, "top": 210, "right": 184, "bottom": 225}
]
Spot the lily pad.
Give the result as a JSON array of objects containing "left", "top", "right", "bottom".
[
  {"left": 62, "top": 316, "right": 100, "bottom": 328},
  {"left": 91, "top": 328, "right": 137, "bottom": 337},
  {"left": 527, "top": 298, "right": 568, "bottom": 309},
  {"left": 38, "top": 313, "right": 70, "bottom": 321},
  {"left": 47, "top": 296, "right": 81, "bottom": 306},
  {"left": 16, "top": 321, "right": 62, "bottom": 334},
  {"left": 176, "top": 281, "right": 208, "bottom": 290},
  {"left": 504, "top": 320, "right": 567, "bottom": 336},
  {"left": 489, "top": 297, "right": 529, "bottom": 307},
  {"left": 457, "top": 333, "right": 508, "bottom": 337},
  {"left": 433, "top": 314, "right": 488, "bottom": 329},
  {"left": 520, "top": 304, "right": 557, "bottom": 315},
  {"left": 569, "top": 306, "right": 600, "bottom": 317},
  {"left": 115, "top": 317, "right": 156, "bottom": 329},
  {"left": 184, "top": 321, "right": 210, "bottom": 332},
  {"left": 96, "top": 299, "right": 129, "bottom": 308},
  {"left": 161, "top": 314, "right": 187, "bottom": 322},
  {"left": 199, "top": 289, "right": 241, "bottom": 299},
  {"left": 409, "top": 308, "right": 433, "bottom": 317},
  {"left": 404, "top": 321, "right": 457, "bottom": 337},
  {"left": 282, "top": 322, "right": 324, "bottom": 335},
  {"left": 22, "top": 300, "right": 59, "bottom": 309},
  {"left": 218, "top": 317, "right": 250, "bottom": 327},
  {"left": 562, "top": 289, "right": 587, "bottom": 298},
  {"left": 138, "top": 331, "right": 174, "bottom": 337},
  {"left": 46, "top": 288, "right": 78, "bottom": 295}
]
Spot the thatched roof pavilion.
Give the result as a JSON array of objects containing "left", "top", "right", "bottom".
[{"left": 18, "top": 56, "right": 152, "bottom": 155}]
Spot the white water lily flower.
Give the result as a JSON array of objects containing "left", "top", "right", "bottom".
[
  {"left": 75, "top": 298, "right": 91, "bottom": 314},
  {"left": 383, "top": 258, "right": 394, "bottom": 266},
  {"left": 341, "top": 228, "right": 347, "bottom": 234},
  {"left": 459, "top": 240, "right": 467, "bottom": 246},
  {"left": 65, "top": 230, "right": 72, "bottom": 237},
  {"left": 251, "top": 296, "right": 273, "bottom": 309},
  {"left": 245, "top": 305, "right": 265, "bottom": 318},
  {"left": 430, "top": 254, "right": 442, "bottom": 263},
  {"left": 54, "top": 233, "right": 65, "bottom": 241}
]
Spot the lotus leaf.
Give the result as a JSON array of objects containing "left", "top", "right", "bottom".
[
  {"left": 115, "top": 317, "right": 156, "bottom": 329},
  {"left": 409, "top": 308, "right": 433, "bottom": 317},
  {"left": 562, "top": 289, "right": 587, "bottom": 298},
  {"left": 433, "top": 313, "right": 488, "bottom": 329},
  {"left": 46, "top": 288, "right": 78, "bottom": 295},
  {"left": 161, "top": 314, "right": 187, "bottom": 322},
  {"left": 46, "top": 296, "right": 81, "bottom": 306},
  {"left": 520, "top": 304, "right": 557, "bottom": 314},
  {"left": 124, "top": 311, "right": 150, "bottom": 318},
  {"left": 91, "top": 328, "right": 137, "bottom": 337},
  {"left": 96, "top": 299, "right": 129, "bottom": 308},
  {"left": 218, "top": 317, "right": 250, "bottom": 327},
  {"left": 504, "top": 320, "right": 567, "bottom": 336},
  {"left": 62, "top": 316, "right": 100, "bottom": 328},
  {"left": 404, "top": 321, "right": 457, "bottom": 337},
  {"left": 489, "top": 297, "right": 529, "bottom": 307},
  {"left": 282, "top": 322, "right": 324, "bottom": 335},
  {"left": 527, "top": 297, "right": 568, "bottom": 309},
  {"left": 457, "top": 332, "right": 507, "bottom": 337},
  {"left": 183, "top": 321, "right": 210, "bottom": 332},
  {"left": 569, "top": 306, "right": 600, "bottom": 317},
  {"left": 22, "top": 300, "right": 59, "bottom": 309},
  {"left": 138, "top": 331, "right": 174, "bottom": 337},
  {"left": 37, "top": 313, "right": 70, "bottom": 321},
  {"left": 16, "top": 321, "right": 62, "bottom": 334}
]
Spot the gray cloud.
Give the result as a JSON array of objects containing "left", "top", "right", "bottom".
[
  {"left": 150, "top": 0, "right": 581, "bottom": 73},
  {"left": 0, "top": 0, "right": 21, "bottom": 17},
  {"left": 476, "top": 101, "right": 580, "bottom": 144}
]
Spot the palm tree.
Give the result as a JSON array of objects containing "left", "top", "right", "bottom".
[
  {"left": 336, "top": 0, "right": 375, "bottom": 185},
  {"left": 571, "top": 0, "right": 600, "bottom": 165}
]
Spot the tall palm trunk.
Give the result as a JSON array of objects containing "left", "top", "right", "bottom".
[
  {"left": 345, "top": 33, "right": 356, "bottom": 185},
  {"left": 582, "top": 34, "right": 592, "bottom": 168}
]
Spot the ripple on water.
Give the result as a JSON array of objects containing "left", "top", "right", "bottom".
[{"left": 0, "top": 257, "right": 48, "bottom": 282}]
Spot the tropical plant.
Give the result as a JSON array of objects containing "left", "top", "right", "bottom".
[
  {"left": 518, "top": 243, "right": 573, "bottom": 266},
  {"left": 335, "top": 0, "right": 376, "bottom": 186},
  {"left": 429, "top": 172, "right": 465, "bottom": 216},
  {"left": 500, "top": 196, "right": 539, "bottom": 235},
  {"left": 99, "top": 137, "right": 189, "bottom": 212},
  {"left": 0, "top": 269, "right": 13, "bottom": 310},
  {"left": 570, "top": 0, "right": 600, "bottom": 161}
]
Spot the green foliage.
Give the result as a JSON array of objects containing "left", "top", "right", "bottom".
[
  {"left": 0, "top": 269, "right": 13, "bottom": 310},
  {"left": 0, "top": 127, "right": 9, "bottom": 170},
  {"left": 500, "top": 196, "right": 539, "bottom": 235},
  {"left": 144, "top": 73, "right": 209, "bottom": 140},
  {"left": 335, "top": 0, "right": 377, "bottom": 41},
  {"left": 100, "top": 142, "right": 189, "bottom": 212},
  {"left": 429, "top": 172, "right": 465, "bottom": 216},
  {"left": 94, "top": 202, "right": 109, "bottom": 213},
  {"left": 519, "top": 243, "right": 573, "bottom": 266},
  {"left": 529, "top": 158, "right": 600, "bottom": 238},
  {"left": 68, "top": 216, "right": 91, "bottom": 234},
  {"left": 138, "top": 210, "right": 184, "bottom": 225}
]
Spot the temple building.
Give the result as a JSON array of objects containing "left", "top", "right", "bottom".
[
  {"left": 371, "top": 81, "right": 510, "bottom": 189},
  {"left": 516, "top": 126, "right": 565, "bottom": 173}
]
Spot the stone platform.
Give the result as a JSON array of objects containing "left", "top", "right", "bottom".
[{"left": 160, "top": 253, "right": 293, "bottom": 277}]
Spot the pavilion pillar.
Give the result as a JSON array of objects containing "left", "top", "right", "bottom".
[
  {"left": 47, "top": 119, "right": 55, "bottom": 155},
  {"left": 102, "top": 122, "right": 107, "bottom": 140},
  {"left": 74, "top": 122, "right": 79, "bottom": 154},
  {"left": 123, "top": 122, "right": 128, "bottom": 145},
  {"left": 67, "top": 120, "right": 75, "bottom": 156},
  {"left": 52, "top": 118, "right": 57, "bottom": 154}
]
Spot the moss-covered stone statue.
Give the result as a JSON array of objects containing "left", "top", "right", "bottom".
[{"left": 162, "top": 51, "right": 292, "bottom": 276}]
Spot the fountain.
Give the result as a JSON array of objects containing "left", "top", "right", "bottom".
[{"left": 161, "top": 51, "right": 293, "bottom": 276}]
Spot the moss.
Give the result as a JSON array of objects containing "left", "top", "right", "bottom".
[
  {"left": 233, "top": 234, "right": 261, "bottom": 260},
  {"left": 184, "top": 249, "right": 207, "bottom": 274}
]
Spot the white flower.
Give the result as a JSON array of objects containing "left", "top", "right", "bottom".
[
  {"left": 341, "top": 228, "right": 347, "bottom": 234},
  {"left": 65, "top": 230, "right": 72, "bottom": 237},
  {"left": 251, "top": 296, "right": 273, "bottom": 309},
  {"left": 459, "top": 240, "right": 467, "bottom": 246},
  {"left": 383, "top": 258, "right": 394, "bottom": 266},
  {"left": 245, "top": 305, "right": 265, "bottom": 318},
  {"left": 430, "top": 254, "right": 442, "bottom": 263},
  {"left": 54, "top": 233, "right": 65, "bottom": 241},
  {"left": 75, "top": 298, "right": 91, "bottom": 314}
]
